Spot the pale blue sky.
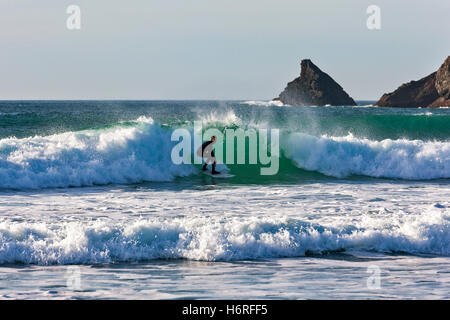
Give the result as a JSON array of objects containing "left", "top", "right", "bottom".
[{"left": 0, "top": 0, "right": 449, "bottom": 100}]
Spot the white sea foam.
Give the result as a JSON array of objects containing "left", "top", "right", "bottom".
[
  {"left": 0, "top": 117, "right": 195, "bottom": 189},
  {"left": 0, "top": 202, "right": 448, "bottom": 265},
  {"left": 284, "top": 133, "right": 450, "bottom": 179},
  {"left": 135, "top": 115, "right": 155, "bottom": 124},
  {"left": 242, "top": 100, "right": 286, "bottom": 107}
]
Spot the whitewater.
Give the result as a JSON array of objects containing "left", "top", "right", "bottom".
[
  {"left": 1, "top": 113, "right": 449, "bottom": 189},
  {"left": 0, "top": 100, "right": 449, "bottom": 299}
]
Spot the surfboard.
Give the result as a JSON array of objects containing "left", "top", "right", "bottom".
[{"left": 202, "top": 171, "right": 235, "bottom": 178}]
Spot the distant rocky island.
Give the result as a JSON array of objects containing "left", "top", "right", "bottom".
[
  {"left": 274, "top": 59, "right": 356, "bottom": 106},
  {"left": 273, "top": 56, "right": 450, "bottom": 108},
  {"left": 376, "top": 56, "right": 449, "bottom": 108}
]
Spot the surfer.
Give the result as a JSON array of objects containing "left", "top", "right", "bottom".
[{"left": 198, "top": 136, "right": 220, "bottom": 175}]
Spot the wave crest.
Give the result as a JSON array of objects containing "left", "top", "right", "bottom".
[
  {"left": 242, "top": 100, "right": 285, "bottom": 107},
  {"left": 284, "top": 133, "right": 450, "bottom": 179},
  {"left": 0, "top": 207, "right": 448, "bottom": 265},
  {"left": 0, "top": 117, "right": 195, "bottom": 189}
]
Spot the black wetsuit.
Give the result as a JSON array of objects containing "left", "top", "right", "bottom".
[
  {"left": 201, "top": 141, "right": 218, "bottom": 173},
  {"left": 201, "top": 141, "right": 215, "bottom": 157}
]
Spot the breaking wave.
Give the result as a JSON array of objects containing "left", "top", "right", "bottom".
[
  {"left": 0, "top": 117, "right": 195, "bottom": 189},
  {"left": 242, "top": 100, "right": 286, "bottom": 107},
  {"left": 1, "top": 112, "right": 450, "bottom": 190},
  {"left": 0, "top": 205, "right": 448, "bottom": 264},
  {"left": 284, "top": 133, "right": 450, "bottom": 179}
]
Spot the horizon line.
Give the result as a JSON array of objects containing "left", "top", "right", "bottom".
[{"left": 0, "top": 98, "right": 378, "bottom": 102}]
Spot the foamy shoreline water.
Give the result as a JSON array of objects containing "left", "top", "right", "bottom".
[
  {"left": 0, "top": 182, "right": 448, "bottom": 265},
  {"left": 2, "top": 255, "right": 449, "bottom": 299},
  {"left": 0, "top": 182, "right": 449, "bottom": 299}
]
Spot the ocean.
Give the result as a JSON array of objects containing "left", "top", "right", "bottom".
[{"left": 0, "top": 100, "right": 449, "bottom": 299}]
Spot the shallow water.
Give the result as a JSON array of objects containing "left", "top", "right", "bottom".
[{"left": 1, "top": 254, "right": 449, "bottom": 299}]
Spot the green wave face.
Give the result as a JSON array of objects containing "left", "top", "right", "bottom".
[{"left": 1, "top": 101, "right": 449, "bottom": 187}]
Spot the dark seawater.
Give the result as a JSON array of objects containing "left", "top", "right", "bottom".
[{"left": 1, "top": 100, "right": 449, "bottom": 140}]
